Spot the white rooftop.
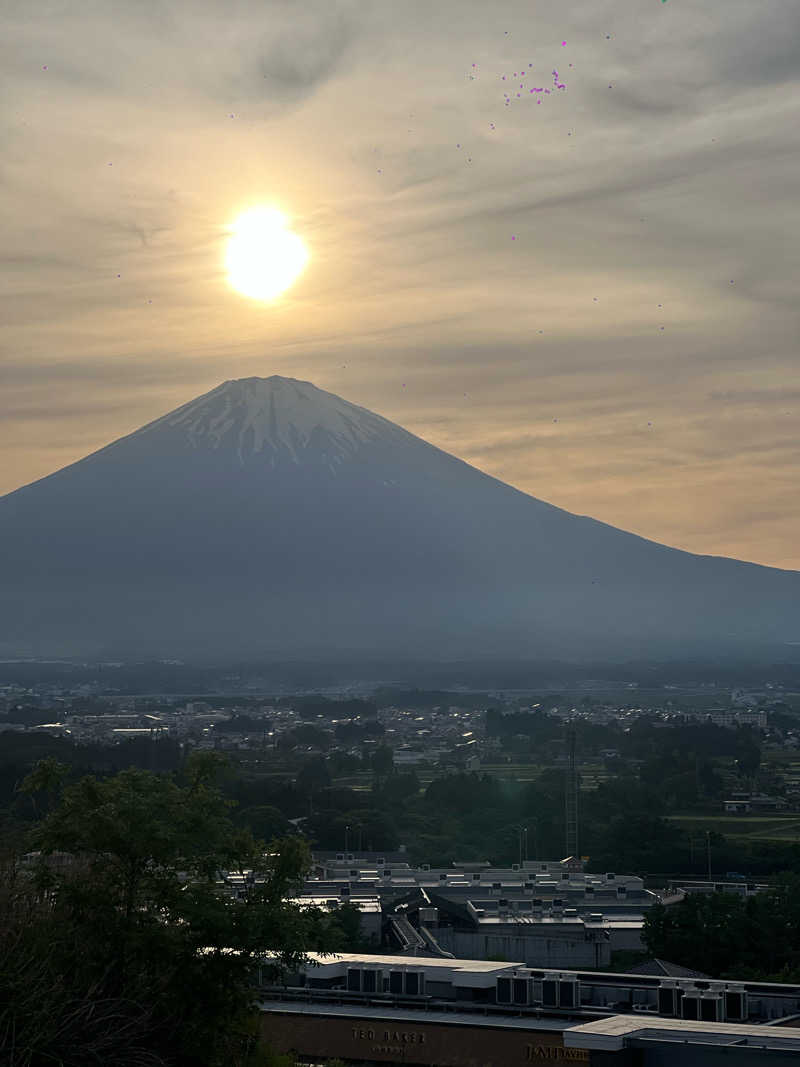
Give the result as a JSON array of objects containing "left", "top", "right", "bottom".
[
  {"left": 304, "top": 952, "right": 518, "bottom": 974},
  {"left": 258, "top": 999, "right": 573, "bottom": 1033},
  {"left": 565, "top": 1015, "right": 800, "bottom": 1052}
]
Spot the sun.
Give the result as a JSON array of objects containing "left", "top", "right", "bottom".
[{"left": 225, "top": 207, "right": 309, "bottom": 301}]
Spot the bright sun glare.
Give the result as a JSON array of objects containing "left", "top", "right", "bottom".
[{"left": 225, "top": 207, "right": 308, "bottom": 301}]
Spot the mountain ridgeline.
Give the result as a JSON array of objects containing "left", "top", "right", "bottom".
[{"left": 1, "top": 375, "right": 798, "bottom": 661}]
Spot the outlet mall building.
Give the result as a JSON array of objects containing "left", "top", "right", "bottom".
[{"left": 258, "top": 954, "right": 800, "bottom": 1066}]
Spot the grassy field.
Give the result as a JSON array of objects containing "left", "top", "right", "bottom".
[{"left": 668, "top": 814, "right": 800, "bottom": 842}]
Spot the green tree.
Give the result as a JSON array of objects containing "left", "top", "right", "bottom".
[
  {"left": 371, "top": 745, "right": 394, "bottom": 778},
  {"left": 643, "top": 892, "right": 747, "bottom": 976},
  {"left": 4, "top": 755, "right": 326, "bottom": 1066},
  {"left": 296, "top": 756, "right": 331, "bottom": 795},
  {"left": 17, "top": 755, "right": 68, "bottom": 817},
  {"left": 239, "top": 804, "right": 291, "bottom": 842}
]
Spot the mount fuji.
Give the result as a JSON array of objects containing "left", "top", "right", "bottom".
[{"left": 1, "top": 374, "right": 798, "bottom": 662}]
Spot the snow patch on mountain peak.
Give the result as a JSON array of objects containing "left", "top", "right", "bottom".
[{"left": 156, "top": 376, "right": 401, "bottom": 466}]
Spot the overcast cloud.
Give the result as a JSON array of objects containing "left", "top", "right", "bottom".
[{"left": 1, "top": 0, "right": 798, "bottom": 567}]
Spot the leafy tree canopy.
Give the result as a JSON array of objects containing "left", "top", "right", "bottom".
[{"left": 2, "top": 753, "right": 335, "bottom": 1067}]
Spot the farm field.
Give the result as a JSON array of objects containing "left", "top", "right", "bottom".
[{"left": 668, "top": 814, "right": 800, "bottom": 842}]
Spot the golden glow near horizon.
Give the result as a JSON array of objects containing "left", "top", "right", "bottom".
[{"left": 224, "top": 207, "right": 309, "bottom": 301}]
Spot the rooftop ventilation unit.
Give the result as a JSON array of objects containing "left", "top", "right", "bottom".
[
  {"left": 512, "top": 976, "right": 530, "bottom": 1005},
  {"left": 388, "top": 970, "right": 425, "bottom": 997},
  {"left": 539, "top": 973, "right": 580, "bottom": 1009},
  {"left": 360, "top": 968, "right": 383, "bottom": 994},
  {"left": 657, "top": 981, "right": 681, "bottom": 1016},
  {"left": 700, "top": 994, "right": 724, "bottom": 1022},
  {"left": 724, "top": 985, "right": 748, "bottom": 1022},
  {"left": 681, "top": 993, "right": 701, "bottom": 1020}
]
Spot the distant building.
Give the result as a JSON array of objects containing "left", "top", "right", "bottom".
[
  {"left": 385, "top": 891, "right": 631, "bottom": 968},
  {"left": 723, "top": 794, "right": 786, "bottom": 814}
]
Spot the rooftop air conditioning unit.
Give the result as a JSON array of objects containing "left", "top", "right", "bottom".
[
  {"left": 512, "top": 976, "right": 531, "bottom": 1005},
  {"left": 558, "top": 976, "right": 580, "bottom": 1009},
  {"left": 724, "top": 985, "right": 748, "bottom": 1022},
  {"left": 541, "top": 974, "right": 560, "bottom": 1008},
  {"left": 699, "top": 994, "right": 724, "bottom": 1022},
  {"left": 681, "top": 993, "right": 701, "bottom": 1020},
  {"left": 657, "top": 981, "right": 680, "bottom": 1016},
  {"left": 360, "top": 968, "right": 383, "bottom": 994},
  {"left": 497, "top": 976, "right": 512, "bottom": 1004},
  {"left": 540, "top": 973, "right": 580, "bottom": 1009}
]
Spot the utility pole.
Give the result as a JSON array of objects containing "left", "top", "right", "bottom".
[
  {"left": 345, "top": 824, "right": 350, "bottom": 852},
  {"left": 565, "top": 724, "right": 579, "bottom": 858},
  {"left": 706, "top": 830, "right": 712, "bottom": 881}
]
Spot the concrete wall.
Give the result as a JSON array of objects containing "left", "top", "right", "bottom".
[{"left": 435, "top": 928, "right": 611, "bottom": 969}]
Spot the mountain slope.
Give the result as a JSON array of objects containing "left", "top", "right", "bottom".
[{"left": 1, "top": 375, "right": 798, "bottom": 661}]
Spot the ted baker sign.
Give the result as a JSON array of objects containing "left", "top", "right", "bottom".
[{"left": 349, "top": 1027, "right": 588, "bottom": 1062}]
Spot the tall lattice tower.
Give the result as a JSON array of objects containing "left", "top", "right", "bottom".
[{"left": 564, "top": 723, "right": 579, "bottom": 859}]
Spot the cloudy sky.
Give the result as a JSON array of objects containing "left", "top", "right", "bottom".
[{"left": 2, "top": 0, "right": 798, "bottom": 568}]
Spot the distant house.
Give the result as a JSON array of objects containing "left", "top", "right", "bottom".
[{"left": 724, "top": 794, "right": 786, "bottom": 814}]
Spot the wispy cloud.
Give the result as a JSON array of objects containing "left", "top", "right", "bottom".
[{"left": 0, "top": 0, "right": 798, "bottom": 566}]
